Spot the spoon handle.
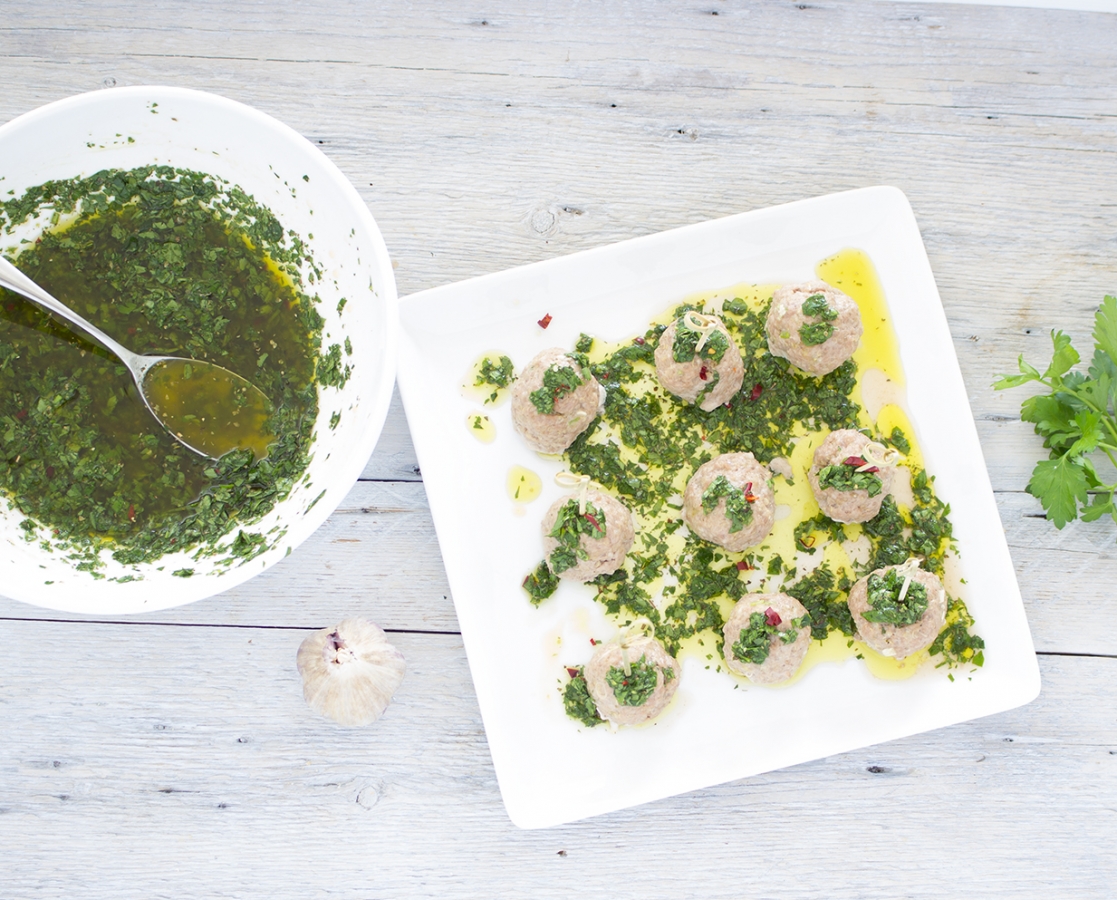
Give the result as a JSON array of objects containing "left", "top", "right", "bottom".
[{"left": 0, "top": 254, "right": 142, "bottom": 370}]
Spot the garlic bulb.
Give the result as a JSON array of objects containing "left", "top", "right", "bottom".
[{"left": 296, "top": 618, "right": 406, "bottom": 726}]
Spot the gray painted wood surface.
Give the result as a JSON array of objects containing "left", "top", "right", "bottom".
[{"left": 2, "top": 1, "right": 1116, "bottom": 896}]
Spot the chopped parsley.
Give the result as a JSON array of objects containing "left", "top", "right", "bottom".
[
  {"left": 475, "top": 354, "right": 514, "bottom": 403},
  {"left": 794, "top": 513, "right": 846, "bottom": 554},
  {"left": 799, "top": 292, "right": 838, "bottom": 346},
  {"left": 886, "top": 425, "right": 911, "bottom": 454},
  {"left": 801, "top": 293, "right": 838, "bottom": 321},
  {"left": 863, "top": 568, "right": 929, "bottom": 626},
  {"left": 605, "top": 655, "right": 662, "bottom": 706},
  {"left": 562, "top": 667, "right": 604, "bottom": 727},
  {"left": 547, "top": 499, "right": 606, "bottom": 574},
  {"left": 929, "top": 597, "right": 986, "bottom": 667},
  {"left": 799, "top": 321, "right": 835, "bottom": 346},
  {"left": 817, "top": 460, "right": 883, "bottom": 496},
  {"left": 862, "top": 495, "right": 909, "bottom": 570},
  {"left": 672, "top": 317, "right": 729, "bottom": 364},
  {"left": 529, "top": 362, "right": 585, "bottom": 414},
  {"left": 700, "top": 475, "right": 754, "bottom": 532},
  {"left": 316, "top": 343, "right": 351, "bottom": 388},
  {"left": 785, "top": 563, "right": 854, "bottom": 640},
  {"left": 522, "top": 559, "right": 560, "bottom": 604},
  {"left": 731, "top": 609, "right": 806, "bottom": 665}
]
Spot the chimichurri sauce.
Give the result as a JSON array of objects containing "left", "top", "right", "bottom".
[{"left": 0, "top": 167, "right": 324, "bottom": 570}]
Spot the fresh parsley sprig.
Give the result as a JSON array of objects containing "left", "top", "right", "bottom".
[{"left": 994, "top": 295, "right": 1117, "bottom": 529}]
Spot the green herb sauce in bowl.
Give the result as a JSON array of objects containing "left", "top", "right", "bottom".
[{"left": 0, "top": 88, "right": 397, "bottom": 613}]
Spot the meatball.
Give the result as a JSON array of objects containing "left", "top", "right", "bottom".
[
  {"left": 808, "top": 429, "right": 897, "bottom": 524},
  {"left": 510, "top": 348, "right": 604, "bottom": 453},
  {"left": 683, "top": 452, "right": 775, "bottom": 551},
  {"left": 541, "top": 489, "right": 635, "bottom": 582},
  {"left": 584, "top": 633, "right": 680, "bottom": 726},
  {"left": 654, "top": 312, "right": 744, "bottom": 411},
  {"left": 722, "top": 592, "right": 811, "bottom": 684},
  {"left": 847, "top": 562, "right": 947, "bottom": 660},
  {"left": 765, "top": 280, "right": 862, "bottom": 377}
]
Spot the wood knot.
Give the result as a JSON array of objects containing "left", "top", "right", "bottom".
[
  {"left": 530, "top": 207, "right": 558, "bottom": 237},
  {"left": 356, "top": 785, "right": 380, "bottom": 809}
]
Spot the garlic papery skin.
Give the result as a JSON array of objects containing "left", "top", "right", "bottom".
[{"left": 296, "top": 618, "right": 406, "bottom": 726}]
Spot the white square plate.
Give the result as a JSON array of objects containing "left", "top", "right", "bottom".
[{"left": 397, "top": 186, "right": 1040, "bottom": 829}]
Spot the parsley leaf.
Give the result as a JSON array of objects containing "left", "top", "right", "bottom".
[
  {"left": 996, "top": 297, "right": 1117, "bottom": 534},
  {"left": 1027, "top": 457, "right": 1089, "bottom": 529}
]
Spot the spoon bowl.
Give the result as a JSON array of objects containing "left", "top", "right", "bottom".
[{"left": 0, "top": 255, "right": 274, "bottom": 460}]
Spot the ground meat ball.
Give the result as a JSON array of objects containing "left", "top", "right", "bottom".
[
  {"left": 682, "top": 452, "right": 775, "bottom": 551},
  {"left": 510, "top": 348, "right": 605, "bottom": 453},
  {"left": 584, "top": 633, "right": 680, "bottom": 726},
  {"left": 722, "top": 592, "right": 811, "bottom": 684},
  {"left": 765, "top": 280, "right": 862, "bottom": 377},
  {"left": 653, "top": 313, "right": 744, "bottom": 411},
  {"left": 847, "top": 564, "right": 947, "bottom": 660},
  {"left": 540, "top": 489, "right": 635, "bottom": 582},
  {"left": 808, "top": 429, "right": 896, "bottom": 524}
]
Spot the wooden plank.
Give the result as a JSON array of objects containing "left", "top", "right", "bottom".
[
  {"left": 359, "top": 387, "right": 422, "bottom": 483},
  {"left": 0, "top": 618, "right": 1112, "bottom": 898}
]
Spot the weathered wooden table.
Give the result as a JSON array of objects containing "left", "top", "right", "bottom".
[{"left": 2, "top": 1, "right": 1115, "bottom": 896}]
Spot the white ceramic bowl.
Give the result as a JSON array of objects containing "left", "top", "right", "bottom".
[{"left": 0, "top": 86, "right": 397, "bottom": 614}]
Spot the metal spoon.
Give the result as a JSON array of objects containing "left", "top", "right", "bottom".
[{"left": 0, "top": 255, "right": 274, "bottom": 461}]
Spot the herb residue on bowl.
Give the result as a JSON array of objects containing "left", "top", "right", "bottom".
[{"left": 0, "top": 166, "right": 327, "bottom": 574}]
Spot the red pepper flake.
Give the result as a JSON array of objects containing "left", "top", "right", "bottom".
[
  {"left": 743, "top": 482, "right": 758, "bottom": 503},
  {"left": 45, "top": 466, "right": 55, "bottom": 479},
  {"left": 764, "top": 607, "right": 782, "bottom": 627},
  {"left": 698, "top": 365, "right": 709, "bottom": 381},
  {"left": 589, "top": 638, "right": 597, "bottom": 646},
  {"left": 566, "top": 667, "right": 580, "bottom": 679},
  {"left": 634, "top": 336, "right": 646, "bottom": 346},
  {"left": 14, "top": 409, "right": 27, "bottom": 422},
  {"left": 844, "top": 456, "right": 879, "bottom": 473},
  {"left": 584, "top": 512, "right": 603, "bottom": 532},
  {"left": 538, "top": 313, "right": 553, "bottom": 329},
  {"left": 749, "top": 383, "right": 763, "bottom": 402},
  {"left": 736, "top": 559, "right": 754, "bottom": 571},
  {"left": 127, "top": 504, "right": 136, "bottom": 522}
]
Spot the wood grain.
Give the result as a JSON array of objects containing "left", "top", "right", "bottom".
[
  {"left": 0, "top": 618, "right": 1113, "bottom": 899},
  {"left": 2, "top": 0, "right": 1116, "bottom": 894}
]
